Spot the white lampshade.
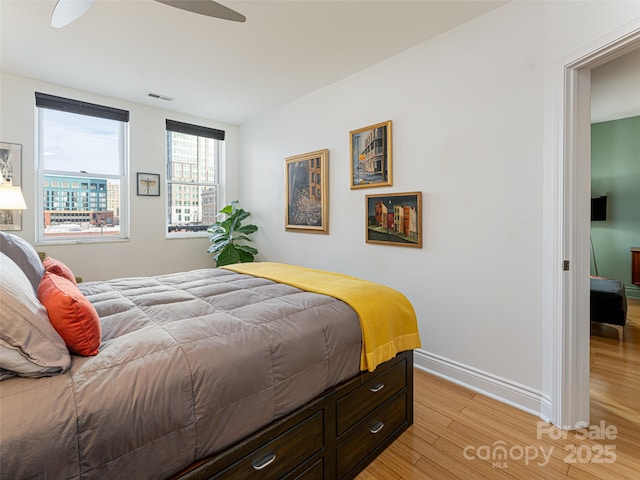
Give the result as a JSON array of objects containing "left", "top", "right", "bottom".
[{"left": 0, "top": 180, "right": 27, "bottom": 210}]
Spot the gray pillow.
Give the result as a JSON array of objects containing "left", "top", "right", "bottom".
[
  {"left": 0, "top": 232, "right": 45, "bottom": 294},
  {"left": 0, "top": 252, "right": 71, "bottom": 379}
]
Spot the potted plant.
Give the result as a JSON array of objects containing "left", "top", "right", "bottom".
[{"left": 207, "top": 201, "right": 258, "bottom": 267}]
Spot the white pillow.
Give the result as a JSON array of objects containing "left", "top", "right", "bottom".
[
  {"left": 0, "top": 232, "right": 45, "bottom": 293},
  {"left": 0, "top": 252, "right": 70, "bottom": 379}
]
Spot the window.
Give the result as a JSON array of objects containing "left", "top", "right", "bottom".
[
  {"left": 36, "top": 92, "right": 129, "bottom": 242},
  {"left": 166, "top": 119, "right": 223, "bottom": 236}
]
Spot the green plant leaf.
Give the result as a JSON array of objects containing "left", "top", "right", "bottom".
[
  {"left": 237, "top": 249, "right": 255, "bottom": 263},
  {"left": 207, "top": 240, "right": 230, "bottom": 254},
  {"left": 221, "top": 216, "right": 233, "bottom": 228},
  {"left": 208, "top": 236, "right": 224, "bottom": 244},
  {"left": 234, "top": 235, "right": 254, "bottom": 242},
  {"left": 216, "top": 244, "right": 241, "bottom": 266},
  {"left": 237, "top": 224, "right": 258, "bottom": 234},
  {"left": 235, "top": 244, "right": 258, "bottom": 255},
  {"left": 208, "top": 232, "right": 227, "bottom": 242},
  {"left": 219, "top": 204, "right": 234, "bottom": 215},
  {"left": 234, "top": 210, "right": 250, "bottom": 221}
]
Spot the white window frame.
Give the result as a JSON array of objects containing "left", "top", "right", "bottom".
[
  {"left": 35, "top": 93, "right": 130, "bottom": 244},
  {"left": 165, "top": 119, "right": 223, "bottom": 238}
]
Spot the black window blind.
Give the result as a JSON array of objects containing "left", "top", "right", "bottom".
[
  {"left": 166, "top": 119, "right": 225, "bottom": 141},
  {"left": 35, "top": 92, "right": 129, "bottom": 122}
]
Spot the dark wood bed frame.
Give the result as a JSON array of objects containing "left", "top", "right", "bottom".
[{"left": 171, "top": 350, "right": 414, "bottom": 480}]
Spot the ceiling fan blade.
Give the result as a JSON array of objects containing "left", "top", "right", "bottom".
[
  {"left": 154, "top": 0, "right": 246, "bottom": 23},
  {"left": 51, "top": 0, "right": 96, "bottom": 28}
]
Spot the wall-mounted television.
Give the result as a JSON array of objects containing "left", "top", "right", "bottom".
[{"left": 591, "top": 195, "right": 607, "bottom": 222}]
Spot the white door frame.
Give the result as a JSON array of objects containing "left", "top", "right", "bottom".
[{"left": 551, "top": 22, "right": 640, "bottom": 429}]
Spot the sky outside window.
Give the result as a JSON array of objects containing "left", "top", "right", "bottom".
[{"left": 41, "top": 109, "right": 120, "bottom": 175}]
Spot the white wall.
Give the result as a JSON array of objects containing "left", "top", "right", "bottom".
[
  {"left": 0, "top": 73, "right": 239, "bottom": 280},
  {"left": 591, "top": 47, "right": 640, "bottom": 122},
  {"left": 239, "top": 1, "right": 640, "bottom": 415}
]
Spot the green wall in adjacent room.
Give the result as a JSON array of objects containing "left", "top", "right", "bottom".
[{"left": 591, "top": 115, "right": 640, "bottom": 300}]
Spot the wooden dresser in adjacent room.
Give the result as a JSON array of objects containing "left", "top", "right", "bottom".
[{"left": 632, "top": 248, "right": 640, "bottom": 287}]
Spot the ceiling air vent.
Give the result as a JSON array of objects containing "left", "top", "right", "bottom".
[{"left": 147, "top": 92, "right": 174, "bottom": 102}]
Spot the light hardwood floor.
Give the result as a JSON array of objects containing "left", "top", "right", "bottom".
[{"left": 358, "top": 298, "right": 640, "bottom": 480}]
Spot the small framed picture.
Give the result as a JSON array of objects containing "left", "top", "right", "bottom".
[
  {"left": 365, "top": 191, "right": 422, "bottom": 248},
  {"left": 137, "top": 172, "right": 160, "bottom": 196},
  {"left": 350, "top": 120, "right": 392, "bottom": 189},
  {"left": 0, "top": 142, "right": 23, "bottom": 231},
  {"left": 285, "top": 149, "right": 329, "bottom": 233}
]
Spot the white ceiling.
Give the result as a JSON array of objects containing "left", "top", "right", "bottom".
[{"left": 0, "top": 0, "right": 507, "bottom": 125}]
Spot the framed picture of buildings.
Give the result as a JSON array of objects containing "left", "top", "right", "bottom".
[
  {"left": 137, "top": 172, "right": 160, "bottom": 196},
  {"left": 365, "top": 191, "right": 422, "bottom": 248},
  {"left": 0, "top": 142, "right": 23, "bottom": 231},
  {"left": 285, "top": 149, "right": 328, "bottom": 233},
  {"left": 350, "top": 120, "right": 392, "bottom": 189}
]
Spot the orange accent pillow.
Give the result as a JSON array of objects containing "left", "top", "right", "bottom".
[
  {"left": 38, "top": 272, "right": 101, "bottom": 356},
  {"left": 43, "top": 257, "right": 77, "bottom": 285}
]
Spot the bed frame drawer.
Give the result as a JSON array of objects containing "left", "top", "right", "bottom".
[
  {"left": 290, "top": 458, "right": 324, "bottom": 480},
  {"left": 336, "top": 393, "right": 407, "bottom": 479},
  {"left": 336, "top": 361, "right": 406, "bottom": 436},
  {"left": 213, "top": 410, "right": 324, "bottom": 480}
]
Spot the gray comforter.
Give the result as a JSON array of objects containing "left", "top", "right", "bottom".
[{"left": 0, "top": 268, "right": 362, "bottom": 479}]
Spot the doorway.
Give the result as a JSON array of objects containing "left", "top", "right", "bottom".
[{"left": 552, "top": 25, "right": 640, "bottom": 429}]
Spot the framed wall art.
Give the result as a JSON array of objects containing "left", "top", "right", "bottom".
[
  {"left": 137, "top": 172, "right": 160, "bottom": 196},
  {"left": 285, "top": 149, "right": 328, "bottom": 233},
  {"left": 365, "top": 191, "right": 422, "bottom": 248},
  {"left": 350, "top": 120, "right": 392, "bottom": 189},
  {"left": 0, "top": 142, "right": 23, "bottom": 231}
]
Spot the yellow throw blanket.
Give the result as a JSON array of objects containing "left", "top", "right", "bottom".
[{"left": 222, "top": 262, "right": 421, "bottom": 372}]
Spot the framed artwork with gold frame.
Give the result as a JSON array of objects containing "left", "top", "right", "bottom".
[
  {"left": 365, "top": 191, "right": 422, "bottom": 248},
  {"left": 350, "top": 120, "right": 392, "bottom": 189},
  {"left": 285, "top": 149, "right": 328, "bottom": 233}
]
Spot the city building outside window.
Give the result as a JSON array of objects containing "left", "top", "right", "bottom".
[
  {"left": 166, "top": 119, "right": 223, "bottom": 237},
  {"left": 36, "top": 92, "right": 129, "bottom": 243}
]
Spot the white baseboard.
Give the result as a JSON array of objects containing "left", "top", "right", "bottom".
[
  {"left": 625, "top": 285, "right": 640, "bottom": 301},
  {"left": 414, "top": 349, "right": 550, "bottom": 422}
]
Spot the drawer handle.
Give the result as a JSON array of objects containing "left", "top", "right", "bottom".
[
  {"left": 251, "top": 452, "right": 276, "bottom": 471},
  {"left": 369, "top": 421, "right": 384, "bottom": 434},
  {"left": 369, "top": 382, "right": 385, "bottom": 393}
]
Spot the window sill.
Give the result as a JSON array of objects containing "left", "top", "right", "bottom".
[
  {"left": 165, "top": 233, "right": 208, "bottom": 240},
  {"left": 36, "top": 237, "right": 131, "bottom": 247}
]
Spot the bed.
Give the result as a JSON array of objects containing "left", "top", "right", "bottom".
[{"left": 0, "top": 232, "right": 421, "bottom": 480}]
